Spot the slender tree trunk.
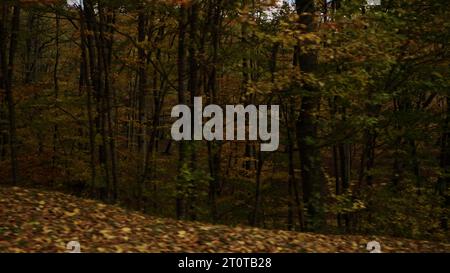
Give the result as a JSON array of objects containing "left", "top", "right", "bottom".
[
  {"left": 0, "top": 3, "right": 20, "bottom": 185},
  {"left": 438, "top": 97, "right": 450, "bottom": 230},
  {"left": 52, "top": 12, "right": 61, "bottom": 186},
  {"left": 79, "top": 6, "right": 97, "bottom": 196},
  {"left": 295, "top": 0, "right": 326, "bottom": 230},
  {"left": 137, "top": 8, "right": 147, "bottom": 155},
  {"left": 186, "top": 1, "right": 200, "bottom": 221},
  {"left": 100, "top": 7, "right": 118, "bottom": 202},
  {"left": 205, "top": 0, "right": 222, "bottom": 223},
  {"left": 0, "top": 4, "right": 7, "bottom": 169},
  {"left": 176, "top": 4, "right": 187, "bottom": 219},
  {"left": 136, "top": 7, "right": 148, "bottom": 209}
]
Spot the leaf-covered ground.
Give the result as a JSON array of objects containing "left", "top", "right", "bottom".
[{"left": 0, "top": 186, "right": 449, "bottom": 253}]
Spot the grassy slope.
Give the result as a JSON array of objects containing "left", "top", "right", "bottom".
[{"left": 0, "top": 186, "right": 449, "bottom": 253}]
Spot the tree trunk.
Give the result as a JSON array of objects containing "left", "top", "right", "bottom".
[
  {"left": 79, "top": 5, "right": 97, "bottom": 196},
  {"left": 0, "top": 3, "right": 20, "bottom": 185},
  {"left": 176, "top": 4, "right": 187, "bottom": 220},
  {"left": 295, "top": 0, "right": 326, "bottom": 230},
  {"left": 438, "top": 97, "right": 450, "bottom": 230}
]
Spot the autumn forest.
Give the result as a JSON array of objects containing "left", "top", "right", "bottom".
[{"left": 0, "top": 0, "right": 449, "bottom": 252}]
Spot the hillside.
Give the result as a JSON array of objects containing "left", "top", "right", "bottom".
[{"left": 0, "top": 186, "right": 448, "bottom": 253}]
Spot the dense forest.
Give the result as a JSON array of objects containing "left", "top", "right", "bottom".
[{"left": 0, "top": 0, "right": 449, "bottom": 244}]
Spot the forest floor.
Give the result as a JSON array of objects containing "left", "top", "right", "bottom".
[{"left": 0, "top": 186, "right": 449, "bottom": 253}]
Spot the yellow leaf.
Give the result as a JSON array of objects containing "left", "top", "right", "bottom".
[
  {"left": 65, "top": 208, "right": 80, "bottom": 217},
  {"left": 121, "top": 227, "right": 131, "bottom": 233},
  {"left": 100, "top": 229, "right": 116, "bottom": 240}
]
